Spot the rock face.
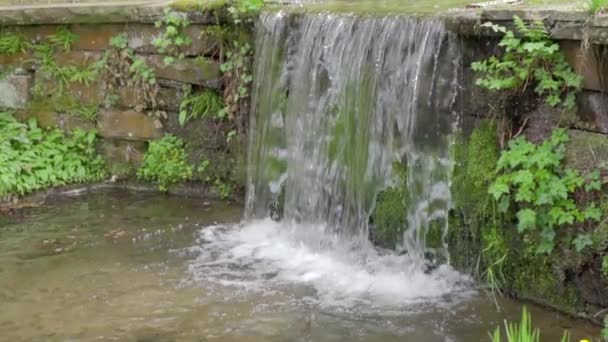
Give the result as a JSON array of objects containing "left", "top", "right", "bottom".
[
  {"left": 0, "top": 3, "right": 245, "bottom": 195},
  {"left": 97, "top": 109, "right": 163, "bottom": 140},
  {"left": 0, "top": 72, "right": 33, "bottom": 109}
]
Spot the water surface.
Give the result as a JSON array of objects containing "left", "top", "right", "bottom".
[{"left": 0, "top": 191, "right": 600, "bottom": 341}]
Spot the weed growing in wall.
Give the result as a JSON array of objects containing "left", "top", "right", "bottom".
[
  {"left": 106, "top": 33, "right": 164, "bottom": 119},
  {"left": 472, "top": 16, "right": 582, "bottom": 110},
  {"left": 488, "top": 128, "right": 603, "bottom": 254},
  {"left": 137, "top": 135, "right": 193, "bottom": 191},
  {"left": 178, "top": 86, "right": 224, "bottom": 126},
  {"left": 0, "top": 31, "right": 27, "bottom": 55},
  {"left": 0, "top": 26, "right": 106, "bottom": 121},
  {"left": 0, "top": 112, "right": 106, "bottom": 200},
  {"left": 154, "top": 8, "right": 192, "bottom": 65}
]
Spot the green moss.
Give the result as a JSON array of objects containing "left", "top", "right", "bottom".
[
  {"left": 426, "top": 220, "right": 444, "bottom": 250},
  {"left": 509, "top": 253, "right": 580, "bottom": 313},
  {"left": 373, "top": 187, "right": 407, "bottom": 248},
  {"left": 452, "top": 119, "right": 499, "bottom": 215},
  {"left": 27, "top": 94, "right": 99, "bottom": 122},
  {"left": 371, "top": 161, "right": 409, "bottom": 248},
  {"left": 448, "top": 119, "right": 500, "bottom": 270},
  {"left": 170, "top": 0, "right": 227, "bottom": 11}
]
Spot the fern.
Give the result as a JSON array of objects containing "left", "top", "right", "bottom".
[{"left": 472, "top": 16, "right": 582, "bottom": 110}]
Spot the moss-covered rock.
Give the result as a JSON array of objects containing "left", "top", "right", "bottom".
[{"left": 448, "top": 119, "right": 499, "bottom": 271}]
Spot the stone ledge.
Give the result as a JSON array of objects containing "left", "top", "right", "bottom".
[
  {"left": 0, "top": 0, "right": 218, "bottom": 25},
  {"left": 446, "top": 8, "right": 608, "bottom": 44}
]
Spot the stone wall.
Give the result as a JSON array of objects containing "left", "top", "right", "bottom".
[
  {"left": 445, "top": 8, "right": 608, "bottom": 323},
  {"left": 0, "top": 1, "right": 249, "bottom": 198}
]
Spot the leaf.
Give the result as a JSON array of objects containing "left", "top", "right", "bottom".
[
  {"left": 517, "top": 209, "right": 537, "bottom": 233},
  {"left": 489, "top": 178, "right": 510, "bottom": 200},
  {"left": 573, "top": 234, "right": 593, "bottom": 252}
]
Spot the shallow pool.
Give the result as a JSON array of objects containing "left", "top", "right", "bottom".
[{"left": 0, "top": 190, "right": 599, "bottom": 341}]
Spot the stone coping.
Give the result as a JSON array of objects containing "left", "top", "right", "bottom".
[
  {"left": 0, "top": 0, "right": 216, "bottom": 25},
  {"left": 445, "top": 7, "right": 608, "bottom": 43}
]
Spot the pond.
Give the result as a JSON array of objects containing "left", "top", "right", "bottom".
[{"left": 0, "top": 190, "right": 599, "bottom": 341}]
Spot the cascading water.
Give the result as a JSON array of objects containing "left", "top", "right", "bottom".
[
  {"left": 246, "top": 11, "right": 460, "bottom": 259},
  {"left": 186, "top": 10, "right": 472, "bottom": 309}
]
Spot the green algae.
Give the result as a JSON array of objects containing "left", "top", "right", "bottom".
[{"left": 371, "top": 161, "right": 408, "bottom": 248}]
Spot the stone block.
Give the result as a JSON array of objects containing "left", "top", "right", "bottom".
[
  {"left": 127, "top": 24, "right": 220, "bottom": 56},
  {"left": 97, "top": 138, "right": 147, "bottom": 179},
  {"left": 561, "top": 40, "right": 608, "bottom": 92},
  {"left": 117, "top": 85, "right": 182, "bottom": 111},
  {"left": 566, "top": 129, "right": 608, "bottom": 174},
  {"left": 34, "top": 73, "right": 104, "bottom": 105},
  {"left": 577, "top": 91, "right": 608, "bottom": 134},
  {"left": 0, "top": 53, "right": 34, "bottom": 70},
  {"left": 15, "top": 110, "right": 95, "bottom": 132},
  {"left": 53, "top": 51, "right": 103, "bottom": 67},
  {"left": 97, "top": 109, "right": 163, "bottom": 141},
  {"left": 0, "top": 71, "right": 33, "bottom": 109},
  {"left": 71, "top": 24, "right": 125, "bottom": 51},
  {"left": 145, "top": 55, "right": 219, "bottom": 86}
]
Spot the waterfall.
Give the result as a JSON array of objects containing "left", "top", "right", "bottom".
[{"left": 246, "top": 11, "right": 461, "bottom": 259}]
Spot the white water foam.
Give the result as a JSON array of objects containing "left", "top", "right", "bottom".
[{"left": 184, "top": 219, "right": 475, "bottom": 311}]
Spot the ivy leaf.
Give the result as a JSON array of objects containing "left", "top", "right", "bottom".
[
  {"left": 517, "top": 209, "right": 537, "bottom": 232},
  {"left": 572, "top": 234, "right": 593, "bottom": 252}
]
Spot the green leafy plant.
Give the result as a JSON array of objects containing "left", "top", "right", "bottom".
[
  {"left": 214, "top": 178, "right": 232, "bottom": 199},
  {"left": 489, "top": 307, "right": 573, "bottom": 342},
  {"left": 129, "top": 56, "right": 157, "bottom": 85},
  {"left": 472, "top": 16, "right": 582, "bottom": 110},
  {"left": 0, "top": 112, "right": 106, "bottom": 199},
  {"left": 227, "top": 0, "right": 264, "bottom": 24},
  {"left": 179, "top": 86, "right": 225, "bottom": 126},
  {"left": 109, "top": 33, "right": 128, "bottom": 50},
  {"left": 0, "top": 31, "right": 27, "bottom": 55},
  {"left": 137, "top": 135, "right": 193, "bottom": 191},
  {"left": 589, "top": 0, "right": 608, "bottom": 15},
  {"left": 219, "top": 41, "right": 253, "bottom": 121},
  {"left": 153, "top": 8, "right": 192, "bottom": 64},
  {"left": 488, "top": 129, "right": 602, "bottom": 254},
  {"left": 603, "top": 255, "right": 608, "bottom": 278}
]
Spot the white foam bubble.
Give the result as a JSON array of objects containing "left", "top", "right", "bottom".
[{"left": 184, "top": 219, "right": 475, "bottom": 311}]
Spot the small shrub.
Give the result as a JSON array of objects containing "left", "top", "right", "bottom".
[
  {"left": 0, "top": 112, "right": 106, "bottom": 199},
  {"left": 488, "top": 129, "right": 602, "bottom": 254},
  {"left": 472, "top": 16, "right": 582, "bottom": 110},
  {"left": 137, "top": 135, "right": 193, "bottom": 191}
]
